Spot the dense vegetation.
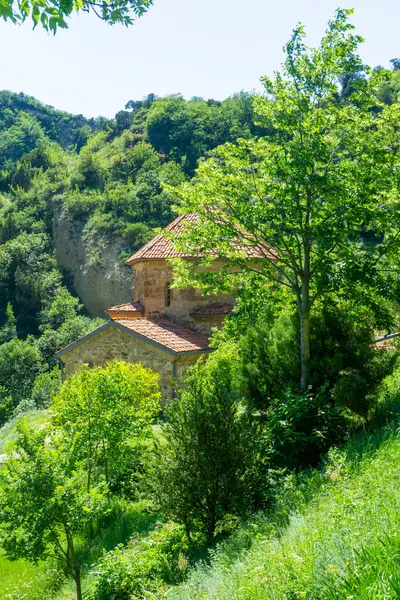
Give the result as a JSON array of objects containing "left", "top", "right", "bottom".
[
  {"left": 1, "top": 8, "right": 400, "bottom": 600},
  {"left": 0, "top": 87, "right": 260, "bottom": 423}
]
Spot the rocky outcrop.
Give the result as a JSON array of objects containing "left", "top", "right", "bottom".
[{"left": 52, "top": 206, "right": 133, "bottom": 317}]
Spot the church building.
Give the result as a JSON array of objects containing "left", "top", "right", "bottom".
[{"left": 56, "top": 214, "right": 240, "bottom": 398}]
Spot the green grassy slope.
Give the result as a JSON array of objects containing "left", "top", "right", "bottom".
[
  {"left": 167, "top": 425, "right": 400, "bottom": 600},
  {"left": 0, "top": 410, "right": 49, "bottom": 454}
]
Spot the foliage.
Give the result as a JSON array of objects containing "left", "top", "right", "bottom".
[
  {"left": 0, "top": 91, "right": 97, "bottom": 154},
  {"left": 0, "top": 302, "right": 17, "bottom": 343},
  {"left": 0, "top": 408, "right": 48, "bottom": 453},
  {"left": 0, "top": 421, "right": 108, "bottom": 600},
  {"left": 31, "top": 367, "right": 61, "bottom": 408},
  {"left": 237, "top": 297, "right": 397, "bottom": 415},
  {"left": 169, "top": 9, "right": 400, "bottom": 390},
  {"left": 90, "top": 522, "right": 191, "bottom": 600},
  {"left": 146, "top": 92, "right": 266, "bottom": 175},
  {"left": 52, "top": 360, "right": 161, "bottom": 492},
  {"left": 0, "top": 0, "right": 153, "bottom": 32},
  {"left": 238, "top": 309, "right": 300, "bottom": 409},
  {"left": 0, "top": 338, "right": 45, "bottom": 424},
  {"left": 149, "top": 344, "right": 265, "bottom": 545},
  {"left": 165, "top": 421, "right": 400, "bottom": 600},
  {"left": 265, "top": 387, "right": 346, "bottom": 469}
]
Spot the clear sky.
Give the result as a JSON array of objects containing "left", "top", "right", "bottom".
[{"left": 0, "top": 0, "right": 399, "bottom": 118}]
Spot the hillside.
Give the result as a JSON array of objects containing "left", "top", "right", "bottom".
[
  {"left": 0, "top": 88, "right": 265, "bottom": 425},
  {"left": 2, "top": 31, "right": 400, "bottom": 600},
  {"left": 167, "top": 420, "right": 400, "bottom": 599},
  {"left": 1, "top": 402, "right": 399, "bottom": 599}
]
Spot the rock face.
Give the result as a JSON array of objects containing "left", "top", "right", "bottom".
[{"left": 53, "top": 207, "right": 133, "bottom": 316}]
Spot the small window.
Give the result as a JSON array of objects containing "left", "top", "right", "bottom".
[{"left": 165, "top": 282, "right": 172, "bottom": 307}]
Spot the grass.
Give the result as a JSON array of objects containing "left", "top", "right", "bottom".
[
  {"left": 0, "top": 409, "right": 49, "bottom": 454},
  {"left": 0, "top": 498, "right": 158, "bottom": 600},
  {"left": 166, "top": 423, "right": 400, "bottom": 600},
  {"left": 3, "top": 411, "right": 400, "bottom": 599},
  {"left": 0, "top": 554, "right": 52, "bottom": 600}
]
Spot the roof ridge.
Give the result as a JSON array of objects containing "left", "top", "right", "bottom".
[{"left": 125, "top": 213, "right": 193, "bottom": 265}]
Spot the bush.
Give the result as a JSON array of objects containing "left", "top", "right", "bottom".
[
  {"left": 266, "top": 387, "right": 346, "bottom": 469},
  {"left": 31, "top": 367, "right": 61, "bottom": 408},
  {"left": 238, "top": 310, "right": 299, "bottom": 410},
  {"left": 238, "top": 299, "right": 398, "bottom": 418},
  {"left": 0, "top": 338, "right": 45, "bottom": 423},
  {"left": 149, "top": 343, "right": 265, "bottom": 545},
  {"left": 90, "top": 522, "right": 190, "bottom": 600},
  {"left": 371, "top": 363, "right": 400, "bottom": 422}
]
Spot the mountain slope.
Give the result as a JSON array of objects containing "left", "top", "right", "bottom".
[{"left": 167, "top": 423, "right": 400, "bottom": 600}]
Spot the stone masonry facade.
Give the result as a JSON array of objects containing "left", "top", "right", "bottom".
[{"left": 60, "top": 325, "right": 200, "bottom": 401}]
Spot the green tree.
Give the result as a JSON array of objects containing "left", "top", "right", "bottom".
[
  {"left": 0, "top": 0, "right": 153, "bottom": 33},
  {"left": 0, "top": 422, "right": 107, "bottom": 600},
  {"left": 170, "top": 9, "right": 400, "bottom": 390},
  {"left": 0, "top": 302, "right": 17, "bottom": 343},
  {"left": 52, "top": 360, "right": 161, "bottom": 491},
  {"left": 0, "top": 338, "right": 44, "bottom": 422},
  {"left": 150, "top": 344, "right": 263, "bottom": 545}
]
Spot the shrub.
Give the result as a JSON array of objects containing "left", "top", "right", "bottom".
[
  {"left": 149, "top": 343, "right": 265, "bottom": 545},
  {"left": 90, "top": 522, "right": 190, "bottom": 600},
  {"left": 0, "top": 338, "right": 45, "bottom": 423},
  {"left": 238, "top": 298, "right": 398, "bottom": 418},
  {"left": 266, "top": 387, "right": 346, "bottom": 469},
  {"left": 31, "top": 367, "right": 61, "bottom": 408},
  {"left": 371, "top": 363, "right": 400, "bottom": 422},
  {"left": 238, "top": 310, "right": 299, "bottom": 410}
]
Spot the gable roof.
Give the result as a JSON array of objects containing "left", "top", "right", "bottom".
[
  {"left": 125, "top": 213, "right": 276, "bottom": 265},
  {"left": 113, "top": 318, "right": 211, "bottom": 353},
  {"left": 125, "top": 214, "right": 198, "bottom": 265},
  {"left": 56, "top": 317, "right": 211, "bottom": 358}
]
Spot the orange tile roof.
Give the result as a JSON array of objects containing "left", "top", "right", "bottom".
[
  {"left": 126, "top": 214, "right": 197, "bottom": 264},
  {"left": 125, "top": 213, "right": 276, "bottom": 265},
  {"left": 114, "top": 317, "right": 211, "bottom": 353},
  {"left": 105, "top": 302, "right": 144, "bottom": 315},
  {"left": 189, "top": 303, "right": 234, "bottom": 317},
  {"left": 56, "top": 318, "right": 211, "bottom": 357}
]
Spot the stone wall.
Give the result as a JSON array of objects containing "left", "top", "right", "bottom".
[
  {"left": 59, "top": 324, "right": 202, "bottom": 400},
  {"left": 133, "top": 260, "right": 234, "bottom": 324}
]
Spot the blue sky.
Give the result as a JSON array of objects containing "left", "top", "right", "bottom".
[{"left": 0, "top": 0, "right": 399, "bottom": 118}]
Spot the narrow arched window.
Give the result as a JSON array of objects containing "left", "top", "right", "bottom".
[{"left": 165, "top": 282, "right": 172, "bottom": 307}]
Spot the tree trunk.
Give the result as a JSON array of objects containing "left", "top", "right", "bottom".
[
  {"left": 74, "top": 565, "right": 83, "bottom": 600},
  {"left": 66, "top": 528, "right": 82, "bottom": 600},
  {"left": 184, "top": 521, "right": 192, "bottom": 545},
  {"left": 300, "top": 253, "right": 311, "bottom": 392}
]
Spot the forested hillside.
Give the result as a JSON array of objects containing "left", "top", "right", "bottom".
[
  {"left": 0, "top": 88, "right": 264, "bottom": 421},
  {"left": 2, "top": 14, "right": 400, "bottom": 597},
  {"left": 0, "top": 57, "right": 400, "bottom": 424}
]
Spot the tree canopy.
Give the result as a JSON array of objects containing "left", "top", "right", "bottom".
[{"left": 169, "top": 9, "right": 400, "bottom": 390}]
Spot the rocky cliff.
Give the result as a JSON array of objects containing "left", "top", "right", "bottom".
[{"left": 53, "top": 206, "right": 133, "bottom": 316}]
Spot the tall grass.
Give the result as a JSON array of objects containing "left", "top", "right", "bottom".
[
  {"left": 166, "top": 424, "right": 400, "bottom": 599},
  {"left": 0, "top": 554, "right": 52, "bottom": 600},
  {"left": 0, "top": 409, "right": 49, "bottom": 454}
]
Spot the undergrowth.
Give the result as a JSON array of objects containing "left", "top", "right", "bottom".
[{"left": 165, "top": 423, "right": 400, "bottom": 599}]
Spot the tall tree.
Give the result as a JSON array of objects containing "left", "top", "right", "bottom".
[
  {"left": 0, "top": 422, "right": 107, "bottom": 600},
  {"left": 0, "top": 0, "right": 152, "bottom": 32},
  {"left": 169, "top": 9, "right": 400, "bottom": 390}
]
